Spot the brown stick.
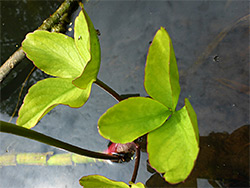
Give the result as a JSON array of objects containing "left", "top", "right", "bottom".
[
  {"left": 0, "top": 48, "right": 26, "bottom": 82},
  {"left": 0, "top": 0, "right": 78, "bottom": 83},
  {"left": 130, "top": 144, "right": 141, "bottom": 184}
]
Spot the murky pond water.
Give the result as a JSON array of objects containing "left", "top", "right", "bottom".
[{"left": 1, "top": 0, "right": 249, "bottom": 187}]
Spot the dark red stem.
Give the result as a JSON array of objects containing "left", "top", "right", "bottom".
[
  {"left": 131, "top": 144, "right": 141, "bottom": 183},
  {"left": 95, "top": 78, "right": 123, "bottom": 102}
]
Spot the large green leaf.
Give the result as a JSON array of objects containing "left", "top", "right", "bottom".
[
  {"left": 73, "top": 4, "right": 101, "bottom": 89},
  {"left": 98, "top": 97, "right": 171, "bottom": 143},
  {"left": 17, "top": 78, "right": 91, "bottom": 129},
  {"left": 22, "top": 30, "right": 86, "bottom": 78},
  {"left": 147, "top": 98, "right": 199, "bottom": 184},
  {"left": 79, "top": 175, "right": 128, "bottom": 188},
  {"left": 144, "top": 27, "right": 180, "bottom": 110}
]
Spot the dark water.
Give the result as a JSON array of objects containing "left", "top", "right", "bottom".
[{"left": 0, "top": 0, "right": 249, "bottom": 187}]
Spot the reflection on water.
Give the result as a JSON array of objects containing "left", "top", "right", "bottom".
[
  {"left": 0, "top": 152, "right": 105, "bottom": 166},
  {"left": 0, "top": 0, "right": 249, "bottom": 187},
  {"left": 1, "top": 125, "right": 248, "bottom": 187},
  {"left": 146, "top": 125, "right": 250, "bottom": 187}
]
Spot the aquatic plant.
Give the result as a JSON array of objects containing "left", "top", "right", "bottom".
[{"left": 0, "top": 3, "right": 199, "bottom": 187}]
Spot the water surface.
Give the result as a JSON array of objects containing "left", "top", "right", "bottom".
[{"left": 0, "top": 1, "right": 249, "bottom": 187}]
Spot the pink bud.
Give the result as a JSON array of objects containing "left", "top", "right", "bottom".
[{"left": 105, "top": 142, "right": 137, "bottom": 155}]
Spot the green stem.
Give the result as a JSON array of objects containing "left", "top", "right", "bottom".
[
  {"left": 95, "top": 78, "right": 123, "bottom": 102},
  {"left": 0, "top": 121, "right": 121, "bottom": 161}
]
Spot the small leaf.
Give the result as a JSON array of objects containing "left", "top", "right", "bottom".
[
  {"left": 79, "top": 175, "right": 129, "bottom": 188},
  {"left": 147, "top": 98, "right": 199, "bottom": 184},
  {"left": 22, "top": 30, "right": 86, "bottom": 78},
  {"left": 130, "top": 182, "right": 145, "bottom": 188},
  {"left": 73, "top": 4, "right": 101, "bottom": 89},
  {"left": 17, "top": 78, "right": 91, "bottom": 129},
  {"left": 74, "top": 10, "right": 91, "bottom": 63},
  {"left": 144, "top": 27, "right": 180, "bottom": 110},
  {"left": 98, "top": 97, "right": 171, "bottom": 143},
  {"left": 185, "top": 98, "right": 199, "bottom": 143}
]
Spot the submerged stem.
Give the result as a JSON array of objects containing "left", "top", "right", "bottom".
[
  {"left": 95, "top": 78, "right": 123, "bottom": 102},
  {"left": 131, "top": 144, "right": 141, "bottom": 183},
  {"left": 0, "top": 121, "right": 121, "bottom": 161}
]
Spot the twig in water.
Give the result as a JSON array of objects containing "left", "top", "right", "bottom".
[{"left": 9, "top": 66, "right": 36, "bottom": 122}]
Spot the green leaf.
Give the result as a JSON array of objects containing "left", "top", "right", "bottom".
[
  {"left": 74, "top": 10, "right": 91, "bottom": 64},
  {"left": 22, "top": 30, "right": 86, "bottom": 78},
  {"left": 73, "top": 4, "right": 101, "bottom": 89},
  {"left": 79, "top": 175, "right": 129, "bottom": 188},
  {"left": 144, "top": 27, "right": 180, "bottom": 110},
  {"left": 98, "top": 97, "right": 171, "bottom": 143},
  {"left": 147, "top": 98, "right": 199, "bottom": 184},
  {"left": 17, "top": 78, "right": 91, "bottom": 129},
  {"left": 130, "top": 182, "right": 145, "bottom": 188}
]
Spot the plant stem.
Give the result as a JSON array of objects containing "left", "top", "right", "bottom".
[
  {"left": 0, "top": 121, "right": 122, "bottom": 161},
  {"left": 95, "top": 78, "right": 123, "bottom": 102},
  {"left": 130, "top": 144, "right": 141, "bottom": 183}
]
